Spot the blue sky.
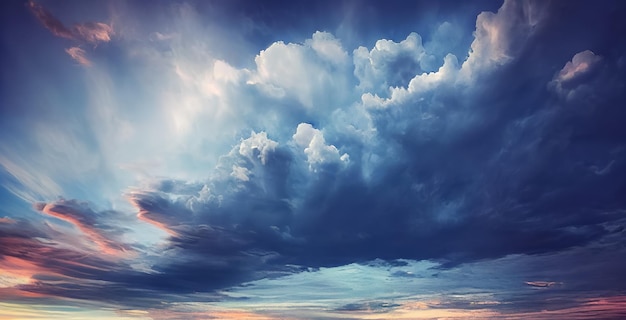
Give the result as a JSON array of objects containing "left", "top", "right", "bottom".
[{"left": 1, "top": 0, "right": 626, "bottom": 319}]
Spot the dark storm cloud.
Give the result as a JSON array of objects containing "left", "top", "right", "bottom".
[
  {"left": 287, "top": 0, "right": 625, "bottom": 268},
  {"left": 120, "top": 134, "right": 302, "bottom": 293},
  {"left": 120, "top": 0, "right": 626, "bottom": 296}
]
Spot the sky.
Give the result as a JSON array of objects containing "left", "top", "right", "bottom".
[{"left": 1, "top": 0, "right": 626, "bottom": 319}]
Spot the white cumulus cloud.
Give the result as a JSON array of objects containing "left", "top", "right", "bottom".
[{"left": 293, "top": 123, "right": 349, "bottom": 170}]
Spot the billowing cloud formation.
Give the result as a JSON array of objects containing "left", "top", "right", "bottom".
[
  {"left": 251, "top": 31, "right": 353, "bottom": 112},
  {"left": 238, "top": 131, "right": 278, "bottom": 166},
  {"left": 293, "top": 123, "right": 349, "bottom": 169},
  {"left": 112, "top": 0, "right": 625, "bottom": 289},
  {"left": 354, "top": 32, "right": 435, "bottom": 92},
  {"left": 550, "top": 50, "right": 604, "bottom": 101},
  {"left": 461, "top": 0, "right": 543, "bottom": 75},
  {"left": 3, "top": 0, "right": 626, "bottom": 318}
]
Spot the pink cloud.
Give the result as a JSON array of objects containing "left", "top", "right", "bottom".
[
  {"left": 72, "top": 22, "right": 114, "bottom": 44},
  {"left": 28, "top": 1, "right": 115, "bottom": 66},
  {"left": 505, "top": 295, "right": 626, "bottom": 319},
  {"left": 0, "top": 235, "right": 117, "bottom": 275},
  {"left": 550, "top": 50, "right": 603, "bottom": 100},
  {"left": 36, "top": 200, "right": 130, "bottom": 255},
  {"left": 127, "top": 192, "right": 180, "bottom": 236},
  {"left": 29, "top": 1, "right": 114, "bottom": 44},
  {"left": 146, "top": 308, "right": 286, "bottom": 320},
  {"left": 0, "top": 236, "right": 115, "bottom": 301},
  {"left": 556, "top": 50, "right": 602, "bottom": 83},
  {"left": 27, "top": 1, "right": 74, "bottom": 39},
  {"left": 525, "top": 281, "right": 562, "bottom": 288},
  {"left": 0, "top": 232, "right": 130, "bottom": 304},
  {"left": 0, "top": 255, "right": 47, "bottom": 279},
  {"left": 0, "top": 217, "right": 16, "bottom": 224},
  {"left": 65, "top": 47, "right": 91, "bottom": 66}
]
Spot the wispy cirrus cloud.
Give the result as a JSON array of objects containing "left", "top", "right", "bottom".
[
  {"left": 28, "top": 1, "right": 114, "bottom": 66},
  {"left": 525, "top": 281, "right": 562, "bottom": 288},
  {"left": 0, "top": 155, "right": 64, "bottom": 203},
  {"left": 503, "top": 296, "right": 626, "bottom": 320},
  {"left": 65, "top": 47, "right": 91, "bottom": 66},
  {"left": 0, "top": 217, "right": 15, "bottom": 224},
  {"left": 0, "top": 220, "right": 123, "bottom": 295},
  {"left": 72, "top": 22, "right": 114, "bottom": 44},
  {"left": 26, "top": 1, "right": 74, "bottom": 39},
  {"left": 34, "top": 199, "right": 131, "bottom": 255},
  {"left": 28, "top": 1, "right": 114, "bottom": 44}
]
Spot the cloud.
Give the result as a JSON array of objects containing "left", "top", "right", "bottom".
[
  {"left": 28, "top": 1, "right": 114, "bottom": 66},
  {"left": 127, "top": 190, "right": 188, "bottom": 236},
  {"left": 219, "top": 244, "right": 626, "bottom": 318},
  {"left": 65, "top": 47, "right": 91, "bottom": 66},
  {"left": 503, "top": 296, "right": 626, "bottom": 320},
  {"left": 353, "top": 32, "right": 434, "bottom": 93},
  {"left": 308, "top": 31, "right": 349, "bottom": 65},
  {"left": 360, "top": 52, "right": 459, "bottom": 109},
  {"left": 556, "top": 50, "right": 602, "bottom": 83},
  {"left": 27, "top": 1, "right": 74, "bottom": 39},
  {"left": 0, "top": 217, "right": 16, "bottom": 224},
  {"left": 23, "top": 0, "right": 626, "bottom": 285},
  {"left": 18, "top": 0, "right": 623, "bottom": 273},
  {"left": 34, "top": 199, "right": 131, "bottom": 254},
  {"left": 250, "top": 31, "right": 353, "bottom": 111},
  {"left": 5, "top": 0, "right": 626, "bottom": 314},
  {"left": 0, "top": 208, "right": 226, "bottom": 306},
  {"left": 0, "top": 155, "right": 64, "bottom": 203},
  {"left": 0, "top": 197, "right": 233, "bottom": 308},
  {"left": 335, "top": 301, "right": 399, "bottom": 312},
  {"left": 0, "top": 217, "right": 128, "bottom": 289},
  {"left": 550, "top": 50, "right": 603, "bottom": 101},
  {"left": 239, "top": 131, "right": 279, "bottom": 165},
  {"left": 29, "top": 2, "right": 114, "bottom": 44},
  {"left": 71, "top": 22, "right": 114, "bottom": 44},
  {"left": 525, "top": 281, "right": 562, "bottom": 288},
  {"left": 293, "top": 123, "right": 349, "bottom": 170},
  {"left": 460, "top": 0, "right": 546, "bottom": 78}
]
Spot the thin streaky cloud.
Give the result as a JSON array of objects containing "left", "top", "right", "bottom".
[
  {"left": 65, "top": 47, "right": 91, "bottom": 66},
  {"left": 72, "top": 22, "right": 114, "bottom": 44},
  {"left": 27, "top": 1, "right": 74, "bottom": 39}
]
